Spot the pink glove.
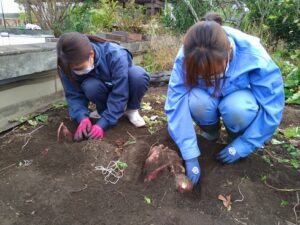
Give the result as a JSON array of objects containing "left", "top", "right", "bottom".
[
  {"left": 74, "top": 118, "right": 92, "bottom": 141},
  {"left": 89, "top": 124, "right": 104, "bottom": 139}
]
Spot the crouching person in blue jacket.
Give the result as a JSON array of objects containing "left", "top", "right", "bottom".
[
  {"left": 57, "top": 32, "right": 150, "bottom": 141},
  {"left": 165, "top": 13, "right": 285, "bottom": 186}
]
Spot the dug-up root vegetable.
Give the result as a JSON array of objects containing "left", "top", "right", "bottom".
[
  {"left": 57, "top": 122, "right": 73, "bottom": 142},
  {"left": 144, "top": 144, "right": 193, "bottom": 193}
]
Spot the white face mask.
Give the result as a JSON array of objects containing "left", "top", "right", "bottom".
[{"left": 73, "top": 57, "right": 94, "bottom": 75}]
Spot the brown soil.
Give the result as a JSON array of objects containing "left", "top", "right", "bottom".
[{"left": 0, "top": 86, "right": 299, "bottom": 225}]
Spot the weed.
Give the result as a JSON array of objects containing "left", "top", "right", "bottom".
[
  {"left": 280, "top": 200, "right": 289, "bottom": 207},
  {"left": 144, "top": 196, "right": 151, "bottom": 204},
  {"left": 283, "top": 127, "right": 300, "bottom": 139},
  {"left": 116, "top": 160, "right": 128, "bottom": 170},
  {"left": 13, "top": 114, "right": 48, "bottom": 128},
  {"left": 52, "top": 101, "right": 68, "bottom": 109}
]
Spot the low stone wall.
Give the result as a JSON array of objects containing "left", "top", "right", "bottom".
[{"left": 0, "top": 40, "right": 150, "bottom": 132}]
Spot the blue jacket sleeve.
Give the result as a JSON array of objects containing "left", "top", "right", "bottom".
[
  {"left": 231, "top": 57, "right": 285, "bottom": 157},
  {"left": 59, "top": 71, "right": 89, "bottom": 123},
  {"left": 97, "top": 53, "right": 129, "bottom": 130},
  {"left": 164, "top": 50, "right": 201, "bottom": 160}
]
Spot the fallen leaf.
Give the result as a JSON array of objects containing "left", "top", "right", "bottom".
[
  {"left": 218, "top": 194, "right": 232, "bottom": 211},
  {"left": 271, "top": 138, "right": 285, "bottom": 145},
  {"left": 115, "top": 138, "right": 125, "bottom": 148}
]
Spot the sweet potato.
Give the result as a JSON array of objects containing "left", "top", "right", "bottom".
[
  {"left": 144, "top": 164, "right": 169, "bottom": 182},
  {"left": 57, "top": 122, "right": 73, "bottom": 142},
  {"left": 175, "top": 174, "right": 193, "bottom": 193}
]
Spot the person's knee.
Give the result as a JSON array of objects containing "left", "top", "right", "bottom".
[
  {"left": 128, "top": 66, "right": 150, "bottom": 87},
  {"left": 219, "top": 90, "right": 259, "bottom": 133},
  {"left": 188, "top": 89, "right": 219, "bottom": 124},
  {"left": 81, "top": 78, "right": 108, "bottom": 102}
]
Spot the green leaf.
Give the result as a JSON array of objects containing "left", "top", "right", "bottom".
[
  {"left": 290, "top": 159, "right": 299, "bottom": 169},
  {"left": 262, "top": 155, "right": 271, "bottom": 164},
  {"left": 280, "top": 200, "right": 289, "bottom": 207},
  {"left": 271, "top": 139, "right": 285, "bottom": 145},
  {"left": 144, "top": 196, "right": 151, "bottom": 204},
  {"left": 141, "top": 102, "right": 152, "bottom": 111},
  {"left": 283, "top": 127, "right": 300, "bottom": 139},
  {"left": 278, "top": 159, "right": 290, "bottom": 163},
  {"left": 116, "top": 160, "right": 128, "bottom": 170},
  {"left": 260, "top": 175, "right": 267, "bottom": 182},
  {"left": 286, "top": 91, "right": 300, "bottom": 105},
  {"left": 15, "top": 116, "right": 29, "bottom": 123},
  {"left": 52, "top": 101, "right": 68, "bottom": 109},
  {"left": 28, "top": 120, "right": 38, "bottom": 127},
  {"left": 268, "top": 15, "right": 278, "bottom": 20},
  {"left": 35, "top": 115, "right": 48, "bottom": 123}
]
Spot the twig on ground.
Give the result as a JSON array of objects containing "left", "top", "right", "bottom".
[
  {"left": 160, "top": 190, "right": 167, "bottom": 202},
  {"left": 22, "top": 136, "right": 32, "bottom": 150},
  {"left": 264, "top": 180, "right": 300, "bottom": 192},
  {"left": 0, "top": 163, "right": 16, "bottom": 174},
  {"left": 17, "top": 125, "right": 44, "bottom": 150},
  {"left": 0, "top": 127, "right": 18, "bottom": 139},
  {"left": 234, "top": 179, "right": 245, "bottom": 203},
  {"left": 232, "top": 217, "right": 248, "bottom": 225},
  {"left": 69, "top": 184, "right": 88, "bottom": 194},
  {"left": 293, "top": 192, "right": 299, "bottom": 225},
  {"left": 264, "top": 149, "right": 282, "bottom": 162},
  {"left": 126, "top": 131, "right": 136, "bottom": 141}
]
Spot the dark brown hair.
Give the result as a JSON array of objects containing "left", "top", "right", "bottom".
[
  {"left": 56, "top": 32, "right": 109, "bottom": 82},
  {"left": 183, "top": 15, "right": 230, "bottom": 94},
  {"left": 201, "top": 12, "right": 223, "bottom": 25}
]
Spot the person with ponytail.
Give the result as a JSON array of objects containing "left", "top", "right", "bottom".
[
  {"left": 165, "top": 12, "right": 284, "bottom": 186},
  {"left": 57, "top": 32, "right": 150, "bottom": 141}
]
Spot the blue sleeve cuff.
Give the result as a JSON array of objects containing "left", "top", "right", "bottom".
[
  {"left": 231, "top": 137, "right": 256, "bottom": 157},
  {"left": 181, "top": 147, "right": 201, "bottom": 161},
  {"left": 97, "top": 117, "right": 111, "bottom": 131}
]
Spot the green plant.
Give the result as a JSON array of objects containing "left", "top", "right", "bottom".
[
  {"left": 244, "top": 0, "right": 300, "bottom": 48},
  {"left": 116, "top": 0, "right": 145, "bottom": 33},
  {"left": 139, "top": 34, "right": 182, "bottom": 73},
  {"left": 144, "top": 196, "right": 151, "bottom": 204},
  {"left": 260, "top": 175, "right": 267, "bottom": 182},
  {"left": 88, "top": 0, "right": 120, "bottom": 33},
  {"left": 14, "top": 114, "right": 48, "bottom": 127},
  {"left": 143, "top": 115, "right": 163, "bottom": 135},
  {"left": 284, "top": 144, "right": 300, "bottom": 157},
  {"left": 52, "top": 101, "right": 68, "bottom": 109},
  {"left": 280, "top": 200, "right": 289, "bottom": 207},
  {"left": 273, "top": 49, "right": 300, "bottom": 105},
  {"left": 283, "top": 127, "right": 300, "bottom": 139},
  {"left": 116, "top": 160, "right": 128, "bottom": 170},
  {"left": 60, "top": 2, "right": 93, "bottom": 33},
  {"left": 141, "top": 102, "right": 152, "bottom": 111},
  {"left": 164, "top": 0, "right": 211, "bottom": 33}
]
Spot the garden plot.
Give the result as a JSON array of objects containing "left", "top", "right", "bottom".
[{"left": 0, "top": 86, "right": 299, "bottom": 225}]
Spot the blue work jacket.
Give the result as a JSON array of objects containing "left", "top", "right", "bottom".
[
  {"left": 165, "top": 26, "right": 285, "bottom": 160},
  {"left": 59, "top": 41, "right": 133, "bottom": 130}
]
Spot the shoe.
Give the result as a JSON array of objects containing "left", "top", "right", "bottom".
[
  {"left": 125, "top": 109, "right": 146, "bottom": 127},
  {"left": 201, "top": 130, "right": 220, "bottom": 141},
  {"left": 199, "top": 122, "right": 220, "bottom": 142}
]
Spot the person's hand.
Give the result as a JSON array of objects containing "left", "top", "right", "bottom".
[
  {"left": 217, "top": 146, "right": 242, "bottom": 164},
  {"left": 185, "top": 158, "right": 201, "bottom": 185},
  {"left": 89, "top": 124, "right": 104, "bottom": 139},
  {"left": 74, "top": 118, "right": 92, "bottom": 141}
]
